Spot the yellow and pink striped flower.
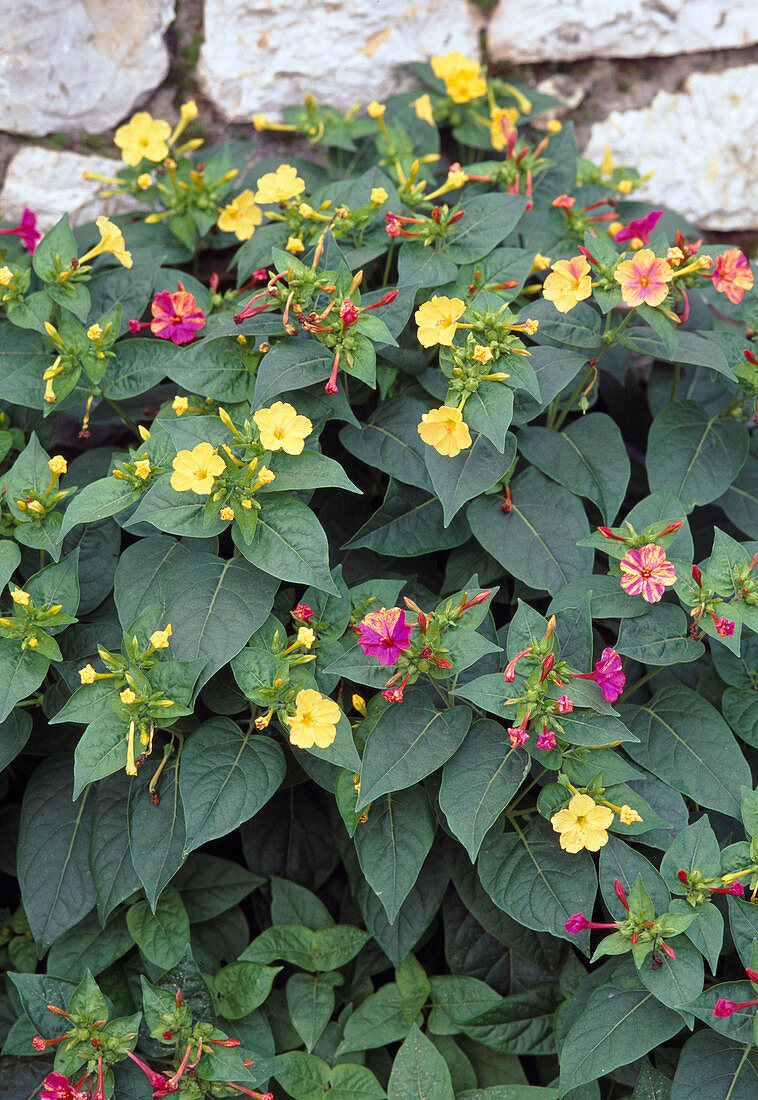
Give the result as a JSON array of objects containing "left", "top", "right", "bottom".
[
  {"left": 614, "top": 248, "right": 673, "bottom": 308},
  {"left": 619, "top": 543, "right": 677, "bottom": 603}
]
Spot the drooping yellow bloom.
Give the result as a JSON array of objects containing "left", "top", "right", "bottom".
[
  {"left": 255, "top": 465, "right": 276, "bottom": 486},
  {"left": 27, "top": 636, "right": 38, "bottom": 648},
  {"left": 370, "top": 187, "right": 389, "bottom": 205},
  {"left": 531, "top": 253, "right": 552, "bottom": 272},
  {"left": 473, "top": 344, "right": 493, "bottom": 365},
  {"left": 217, "top": 190, "right": 263, "bottom": 241},
  {"left": 172, "top": 396, "right": 189, "bottom": 416},
  {"left": 297, "top": 626, "right": 316, "bottom": 648},
  {"left": 418, "top": 406, "right": 472, "bottom": 458},
  {"left": 542, "top": 256, "right": 592, "bottom": 313},
  {"left": 170, "top": 442, "right": 226, "bottom": 494},
  {"left": 286, "top": 236, "right": 305, "bottom": 253},
  {"left": 149, "top": 624, "right": 172, "bottom": 650},
  {"left": 412, "top": 93, "right": 436, "bottom": 127},
  {"left": 114, "top": 111, "right": 172, "bottom": 167},
  {"left": 120, "top": 688, "right": 137, "bottom": 705},
  {"left": 619, "top": 805, "right": 643, "bottom": 825},
  {"left": 0, "top": 266, "right": 13, "bottom": 286},
  {"left": 550, "top": 793, "right": 614, "bottom": 853},
  {"left": 254, "top": 164, "right": 306, "bottom": 204},
  {"left": 133, "top": 458, "right": 151, "bottom": 480},
  {"left": 11, "top": 588, "right": 30, "bottom": 606},
  {"left": 253, "top": 402, "right": 312, "bottom": 455},
  {"left": 79, "top": 216, "right": 133, "bottom": 269},
  {"left": 48, "top": 455, "right": 67, "bottom": 476},
  {"left": 220, "top": 506, "right": 235, "bottom": 521},
  {"left": 284, "top": 688, "right": 341, "bottom": 749},
  {"left": 79, "top": 664, "right": 97, "bottom": 684},
  {"left": 137, "top": 173, "right": 152, "bottom": 190},
  {"left": 367, "top": 101, "right": 386, "bottom": 119},
  {"left": 415, "top": 295, "right": 466, "bottom": 348},
  {"left": 87, "top": 324, "right": 103, "bottom": 342},
  {"left": 431, "top": 52, "right": 487, "bottom": 103}
]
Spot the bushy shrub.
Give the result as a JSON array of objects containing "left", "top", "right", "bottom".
[{"left": 1, "top": 53, "right": 758, "bottom": 1100}]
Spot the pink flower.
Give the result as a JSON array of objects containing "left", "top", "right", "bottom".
[
  {"left": 0, "top": 206, "right": 41, "bottom": 252},
  {"left": 714, "top": 999, "right": 739, "bottom": 1017},
  {"left": 614, "top": 209, "right": 663, "bottom": 246},
  {"left": 555, "top": 694, "right": 573, "bottom": 713},
  {"left": 507, "top": 711, "right": 530, "bottom": 747},
  {"left": 709, "top": 882, "right": 744, "bottom": 896},
  {"left": 619, "top": 543, "right": 677, "bottom": 603},
  {"left": 572, "top": 647, "right": 625, "bottom": 702},
  {"left": 382, "top": 671, "right": 411, "bottom": 703},
  {"left": 711, "top": 248, "right": 754, "bottom": 304},
  {"left": 41, "top": 1073, "right": 88, "bottom": 1100},
  {"left": 292, "top": 603, "right": 313, "bottom": 621},
  {"left": 339, "top": 299, "right": 360, "bottom": 328},
  {"left": 358, "top": 607, "right": 413, "bottom": 665},
  {"left": 385, "top": 214, "right": 403, "bottom": 237},
  {"left": 503, "top": 647, "right": 531, "bottom": 682},
  {"left": 536, "top": 727, "right": 557, "bottom": 751},
  {"left": 614, "top": 248, "right": 673, "bottom": 308},
  {"left": 150, "top": 283, "right": 206, "bottom": 344},
  {"left": 564, "top": 913, "right": 591, "bottom": 933},
  {"left": 711, "top": 613, "right": 735, "bottom": 637}
]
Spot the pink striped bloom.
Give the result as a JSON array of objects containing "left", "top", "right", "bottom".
[
  {"left": 357, "top": 607, "right": 413, "bottom": 666},
  {"left": 619, "top": 543, "right": 677, "bottom": 603}
]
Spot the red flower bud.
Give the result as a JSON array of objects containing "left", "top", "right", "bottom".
[
  {"left": 540, "top": 653, "right": 555, "bottom": 682},
  {"left": 449, "top": 209, "right": 465, "bottom": 223},
  {"left": 614, "top": 878, "right": 630, "bottom": 911},
  {"left": 597, "top": 526, "right": 628, "bottom": 542},
  {"left": 654, "top": 520, "right": 684, "bottom": 538},
  {"left": 677, "top": 869, "right": 688, "bottom": 884},
  {"left": 692, "top": 564, "right": 702, "bottom": 586}
]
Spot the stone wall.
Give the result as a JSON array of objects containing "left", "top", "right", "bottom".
[{"left": 1, "top": 0, "right": 757, "bottom": 233}]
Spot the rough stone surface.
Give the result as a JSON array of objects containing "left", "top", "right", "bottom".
[
  {"left": 198, "top": 0, "right": 483, "bottom": 121},
  {"left": 488, "top": 1, "right": 758, "bottom": 63},
  {"left": 584, "top": 65, "right": 758, "bottom": 231},
  {"left": 0, "top": 149, "right": 138, "bottom": 233},
  {"left": 0, "top": 0, "right": 175, "bottom": 136}
]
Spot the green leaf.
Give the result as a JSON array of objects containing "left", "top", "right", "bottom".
[
  {"left": 439, "top": 719, "right": 530, "bottom": 861},
  {"left": 286, "top": 971, "right": 337, "bottom": 1051},
  {"left": 556, "top": 711, "right": 638, "bottom": 747},
  {"left": 346, "top": 480, "right": 469, "bottom": 556},
  {"left": 114, "top": 535, "right": 278, "bottom": 690},
  {"left": 9, "top": 973, "right": 77, "bottom": 1035},
  {"left": 357, "top": 700, "right": 471, "bottom": 809},
  {"left": 464, "top": 383, "right": 513, "bottom": 451},
  {"left": 426, "top": 433, "right": 516, "bottom": 526},
  {"left": 0, "top": 707, "right": 32, "bottom": 771},
  {"left": 126, "top": 886, "right": 190, "bottom": 968},
  {"left": 173, "top": 853, "right": 263, "bottom": 922},
  {"left": 354, "top": 786, "right": 436, "bottom": 923},
  {"left": 271, "top": 876, "right": 333, "bottom": 930},
  {"left": 445, "top": 195, "right": 527, "bottom": 263},
  {"left": 90, "top": 773, "right": 141, "bottom": 923},
  {"left": 0, "top": 639, "right": 50, "bottom": 722},
  {"left": 234, "top": 495, "right": 338, "bottom": 594},
  {"left": 215, "top": 961, "right": 281, "bottom": 1019},
  {"left": 179, "top": 718, "right": 286, "bottom": 853},
  {"left": 518, "top": 414, "right": 630, "bottom": 523},
  {"left": 0, "top": 539, "right": 21, "bottom": 590},
  {"left": 717, "top": 452, "right": 758, "bottom": 538},
  {"left": 647, "top": 400, "right": 749, "bottom": 507},
  {"left": 659, "top": 815, "right": 721, "bottom": 893},
  {"left": 388, "top": 1024, "right": 454, "bottom": 1100},
  {"left": 254, "top": 341, "right": 333, "bottom": 406},
  {"left": 560, "top": 962, "right": 684, "bottom": 1092},
  {"left": 17, "top": 754, "right": 96, "bottom": 948},
  {"left": 340, "top": 396, "right": 433, "bottom": 492},
  {"left": 620, "top": 685, "right": 750, "bottom": 820},
  {"left": 128, "top": 754, "right": 186, "bottom": 908},
  {"left": 468, "top": 468, "right": 592, "bottom": 595},
  {"left": 638, "top": 934, "right": 704, "bottom": 1008},
  {"left": 241, "top": 922, "right": 369, "bottom": 971},
  {"left": 671, "top": 1031, "right": 758, "bottom": 1099},
  {"left": 616, "top": 604, "right": 704, "bottom": 666},
  {"left": 73, "top": 718, "right": 130, "bottom": 798},
  {"left": 46, "top": 910, "right": 132, "bottom": 981},
  {"left": 478, "top": 819, "right": 597, "bottom": 949}
]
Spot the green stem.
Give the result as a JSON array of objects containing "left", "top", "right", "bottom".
[
  {"left": 618, "top": 665, "right": 664, "bottom": 702},
  {"left": 428, "top": 675, "right": 452, "bottom": 708},
  {"left": 381, "top": 242, "right": 395, "bottom": 287},
  {"left": 104, "top": 397, "right": 140, "bottom": 439},
  {"left": 670, "top": 361, "right": 681, "bottom": 403}
]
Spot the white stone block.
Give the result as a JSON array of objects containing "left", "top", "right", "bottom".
[
  {"left": 198, "top": 0, "right": 483, "bottom": 121},
  {"left": 488, "top": 0, "right": 758, "bottom": 63},
  {"left": 0, "top": 0, "right": 175, "bottom": 136},
  {"left": 0, "top": 149, "right": 138, "bottom": 233},
  {"left": 583, "top": 65, "right": 758, "bottom": 231}
]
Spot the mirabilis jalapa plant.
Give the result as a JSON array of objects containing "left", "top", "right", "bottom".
[{"left": 1, "top": 47, "right": 758, "bottom": 1100}]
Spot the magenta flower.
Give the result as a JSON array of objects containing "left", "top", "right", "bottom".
[
  {"left": 711, "top": 248, "right": 754, "bottom": 304},
  {"left": 292, "top": 603, "right": 313, "bottom": 621},
  {"left": 149, "top": 283, "right": 206, "bottom": 344},
  {"left": 555, "top": 694, "right": 573, "bottom": 713},
  {"left": 614, "top": 209, "right": 663, "bottom": 246},
  {"left": 619, "top": 543, "right": 677, "bottom": 603},
  {"left": 357, "top": 607, "right": 413, "bottom": 665},
  {"left": 572, "top": 647, "right": 626, "bottom": 702},
  {"left": 0, "top": 206, "right": 41, "bottom": 252},
  {"left": 564, "top": 913, "right": 618, "bottom": 933},
  {"left": 709, "top": 882, "right": 744, "bottom": 896},
  {"left": 712, "top": 999, "right": 758, "bottom": 1018},
  {"left": 536, "top": 727, "right": 557, "bottom": 751},
  {"left": 41, "top": 1073, "right": 87, "bottom": 1100},
  {"left": 711, "top": 614, "right": 735, "bottom": 637}
]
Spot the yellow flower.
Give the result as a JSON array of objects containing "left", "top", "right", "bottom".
[
  {"left": 415, "top": 295, "right": 466, "bottom": 348},
  {"left": 256, "top": 465, "right": 276, "bottom": 486},
  {"left": 431, "top": 52, "right": 487, "bottom": 104},
  {"left": 217, "top": 190, "right": 263, "bottom": 241},
  {"left": 531, "top": 253, "right": 552, "bottom": 272},
  {"left": 241, "top": 499, "right": 252, "bottom": 509},
  {"left": 546, "top": 119, "right": 562, "bottom": 134},
  {"left": 253, "top": 113, "right": 267, "bottom": 131},
  {"left": 617, "top": 179, "right": 633, "bottom": 194},
  {"left": 352, "top": 694, "right": 367, "bottom": 717},
  {"left": 550, "top": 793, "right": 614, "bottom": 853},
  {"left": 172, "top": 395, "right": 189, "bottom": 416},
  {"left": 370, "top": 187, "right": 389, "bottom": 205},
  {"left": 490, "top": 106, "right": 518, "bottom": 151},
  {"left": 79, "top": 216, "right": 132, "bottom": 269},
  {"left": 170, "top": 442, "right": 226, "bottom": 494},
  {"left": 447, "top": 167, "right": 468, "bottom": 189},
  {"left": 180, "top": 99, "right": 198, "bottom": 122},
  {"left": 284, "top": 688, "right": 340, "bottom": 749},
  {"left": 114, "top": 111, "right": 171, "bottom": 167},
  {"left": 523, "top": 319, "right": 539, "bottom": 335},
  {"left": 367, "top": 101, "right": 386, "bottom": 119},
  {"left": 542, "top": 256, "right": 592, "bottom": 313},
  {"left": 254, "top": 164, "right": 306, "bottom": 204},
  {"left": 286, "top": 236, "right": 305, "bottom": 253},
  {"left": 26, "top": 500, "right": 45, "bottom": 515},
  {"left": 412, "top": 93, "right": 435, "bottom": 127},
  {"left": 220, "top": 506, "right": 235, "bottom": 521},
  {"left": 149, "top": 624, "right": 172, "bottom": 650},
  {"left": 11, "top": 588, "right": 30, "bottom": 606},
  {"left": 87, "top": 323, "right": 103, "bottom": 341},
  {"left": 297, "top": 626, "right": 316, "bottom": 648},
  {"left": 473, "top": 344, "right": 493, "bottom": 365},
  {"left": 79, "top": 664, "right": 97, "bottom": 684},
  {"left": 418, "top": 406, "right": 472, "bottom": 458},
  {"left": 120, "top": 688, "right": 137, "bottom": 705},
  {"left": 137, "top": 172, "right": 152, "bottom": 190},
  {"left": 133, "top": 458, "right": 151, "bottom": 480},
  {"left": 48, "top": 455, "right": 67, "bottom": 476},
  {"left": 0, "top": 266, "right": 13, "bottom": 286},
  {"left": 27, "top": 636, "right": 38, "bottom": 648},
  {"left": 619, "top": 804, "right": 643, "bottom": 825},
  {"left": 253, "top": 402, "right": 312, "bottom": 455}
]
